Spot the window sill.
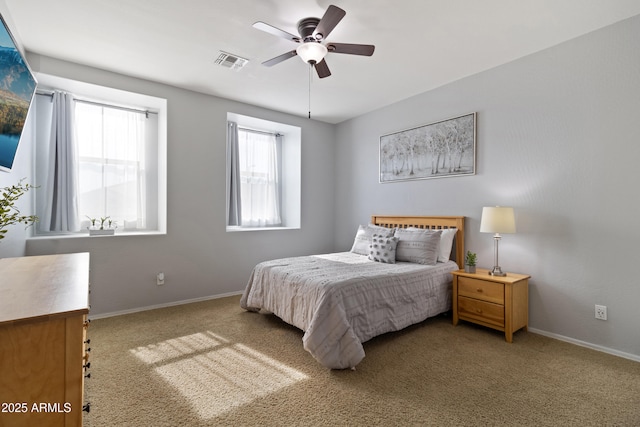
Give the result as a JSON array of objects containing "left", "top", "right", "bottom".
[
  {"left": 226, "top": 226, "right": 300, "bottom": 232},
  {"left": 28, "top": 230, "right": 166, "bottom": 240}
]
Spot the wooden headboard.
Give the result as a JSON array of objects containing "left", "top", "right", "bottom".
[{"left": 371, "top": 215, "right": 465, "bottom": 269}]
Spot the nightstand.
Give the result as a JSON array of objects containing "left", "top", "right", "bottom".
[{"left": 451, "top": 269, "right": 530, "bottom": 342}]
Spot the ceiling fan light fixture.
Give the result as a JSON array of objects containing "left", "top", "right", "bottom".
[{"left": 296, "top": 42, "right": 328, "bottom": 64}]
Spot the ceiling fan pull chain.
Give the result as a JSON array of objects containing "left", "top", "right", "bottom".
[{"left": 308, "top": 63, "right": 312, "bottom": 119}]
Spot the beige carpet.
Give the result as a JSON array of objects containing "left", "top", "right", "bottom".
[{"left": 83, "top": 296, "right": 640, "bottom": 426}]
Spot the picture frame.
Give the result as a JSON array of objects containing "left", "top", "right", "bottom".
[
  {"left": 379, "top": 112, "right": 476, "bottom": 183},
  {"left": 0, "top": 12, "right": 37, "bottom": 172}
]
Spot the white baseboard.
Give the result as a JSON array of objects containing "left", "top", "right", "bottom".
[
  {"left": 529, "top": 327, "right": 640, "bottom": 363},
  {"left": 89, "top": 291, "right": 244, "bottom": 320}
]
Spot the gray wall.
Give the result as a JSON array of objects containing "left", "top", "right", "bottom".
[
  {"left": 334, "top": 15, "right": 640, "bottom": 359},
  {"left": 0, "top": 111, "right": 34, "bottom": 258},
  {"left": 23, "top": 54, "right": 336, "bottom": 316}
]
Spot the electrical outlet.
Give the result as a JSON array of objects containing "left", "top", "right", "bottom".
[
  {"left": 595, "top": 304, "right": 607, "bottom": 320},
  {"left": 157, "top": 272, "right": 165, "bottom": 286}
]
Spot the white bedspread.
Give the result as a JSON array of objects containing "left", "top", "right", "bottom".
[{"left": 240, "top": 252, "right": 456, "bottom": 369}]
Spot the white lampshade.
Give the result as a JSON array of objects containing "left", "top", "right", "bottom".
[
  {"left": 480, "top": 206, "right": 516, "bottom": 234},
  {"left": 296, "top": 42, "right": 328, "bottom": 64}
]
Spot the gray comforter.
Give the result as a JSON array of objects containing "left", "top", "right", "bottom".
[{"left": 240, "top": 252, "right": 456, "bottom": 369}]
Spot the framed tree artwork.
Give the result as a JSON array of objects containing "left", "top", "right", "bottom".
[
  {"left": 0, "top": 13, "right": 37, "bottom": 172},
  {"left": 379, "top": 112, "right": 476, "bottom": 183}
]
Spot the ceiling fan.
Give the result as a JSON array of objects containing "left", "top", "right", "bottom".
[{"left": 253, "top": 4, "right": 375, "bottom": 78}]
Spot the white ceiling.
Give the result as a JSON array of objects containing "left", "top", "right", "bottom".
[{"left": 4, "top": 0, "right": 640, "bottom": 123}]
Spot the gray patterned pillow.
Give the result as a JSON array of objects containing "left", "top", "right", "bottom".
[
  {"left": 350, "top": 224, "right": 395, "bottom": 255},
  {"left": 367, "top": 234, "right": 399, "bottom": 264},
  {"left": 394, "top": 228, "right": 442, "bottom": 265},
  {"left": 406, "top": 227, "right": 457, "bottom": 262}
]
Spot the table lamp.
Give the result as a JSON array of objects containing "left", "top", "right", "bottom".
[{"left": 480, "top": 206, "right": 516, "bottom": 276}]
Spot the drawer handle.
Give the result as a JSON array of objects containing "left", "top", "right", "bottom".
[
  {"left": 476, "top": 309, "right": 483, "bottom": 314},
  {"left": 476, "top": 288, "right": 483, "bottom": 293}
]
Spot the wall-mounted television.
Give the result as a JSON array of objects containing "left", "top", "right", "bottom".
[{"left": 0, "top": 13, "right": 37, "bottom": 172}]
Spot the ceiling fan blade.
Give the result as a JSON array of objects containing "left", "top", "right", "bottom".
[
  {"left": 314, "top": 59, "right": 331, "bottom": 78},
  {"left": 327, "top": 43, "right": 375, "bottom": 56},
  {"left": 253, "top": 21, "right": 301, "bottom": 43},
  {"left": 314, "top": 5, "right": 346, "bottom": 40},
  {"left": 262, "top": 50, "right": 298, "bottom": 67}
]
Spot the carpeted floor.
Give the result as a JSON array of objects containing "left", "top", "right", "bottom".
[{"left": 83, "top": 296, "right": 640, "bottom": 426}]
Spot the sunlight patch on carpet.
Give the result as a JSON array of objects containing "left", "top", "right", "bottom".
[{"left": 130, "top": 331, "right": 308, "bottom": 419}]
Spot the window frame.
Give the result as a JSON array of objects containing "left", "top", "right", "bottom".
[
  {"left": 226, "top": 113, "right": 301, "bottom": 232},
  {"left": 30, "top": 73, "right": 167, "bottom": 238},
  {"left": 235, "top": 126, "right": 282, "bottom": 227},
  {"left": 74, "top": 100, "right": 155, "bottom": 231}
]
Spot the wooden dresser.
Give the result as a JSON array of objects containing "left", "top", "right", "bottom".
[
  {"left": 0, "top": 253, "right": 90, "bottom": 427},
  {"left": 451, "top": 268, "right": 530, "bottom": 343}
]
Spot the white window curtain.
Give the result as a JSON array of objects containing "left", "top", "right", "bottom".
[
  {"left": 227, "top": 123, "right": 282, "bottom": 227},
  {"left": 41, "top": 90, "right": 80, "bottom": 232},
  {"left": 75, "top": 102, "right": 147, "bottom": 229}
]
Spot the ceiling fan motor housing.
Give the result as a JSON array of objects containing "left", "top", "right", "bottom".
[{"left": 298, "top": 17, "right": 321, "bottom": 41}]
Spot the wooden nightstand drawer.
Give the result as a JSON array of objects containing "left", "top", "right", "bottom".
[
  {"left": 458, "top": 276, "right": 504, "bottom": 304},
  {"left": 458, "top": 296, "right": 504, "bottom": 327}
]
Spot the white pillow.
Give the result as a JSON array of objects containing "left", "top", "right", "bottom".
[
  {"left": 438, "top": 228, "right": 457, "bottom": 262},
  {"left": 367, "top": 234, "right": 399, "bottom": 264},
  {"left": 394, "top": 228, "right": 441, "bottom": 265},
  {"left": 350, "top": 224, "right": 395, "bottom": 255}
]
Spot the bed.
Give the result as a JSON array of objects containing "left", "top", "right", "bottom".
[{"left": 240, "top": 215, "right": 465, "bottom": 369}]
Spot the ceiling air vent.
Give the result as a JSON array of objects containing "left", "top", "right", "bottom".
[{"left": 215, "top": 51, "right": 249, "bottom": 71}]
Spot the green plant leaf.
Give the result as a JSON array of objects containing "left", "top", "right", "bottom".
[{"left": 0, "top": 178, "right": 39, "bottom": 242}]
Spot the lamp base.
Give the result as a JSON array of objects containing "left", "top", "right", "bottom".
[{"left": 489, "top": 266, "right": 507, "bottom": 276}]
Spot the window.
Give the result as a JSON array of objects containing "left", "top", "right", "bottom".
[
  {"left": 226, "top": 113, "right": 300, "bottom": 231},
  {"left": 236, "top": 128, "right": 281, "bottom": 227},
  {"left": 33, "top": 74, "right": 166, "bottom": 236},
  {"left": 75, "top": 102, "right": 152, "bottom": 230}
]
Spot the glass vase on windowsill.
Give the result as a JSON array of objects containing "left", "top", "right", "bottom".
[{"left": 87, "top": 216, "right": 116, "bottom": 236}]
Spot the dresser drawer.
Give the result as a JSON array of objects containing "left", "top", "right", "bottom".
[
  {"left": 458, "top": 276, "right": 504, "bottom": 304},
  {"left": 458, "top": 296, "right": 504, "bottom": 328}
]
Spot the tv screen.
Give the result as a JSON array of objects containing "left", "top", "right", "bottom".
[{"left": 0, "top": 13, "right": 37, "bottom": 172}]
